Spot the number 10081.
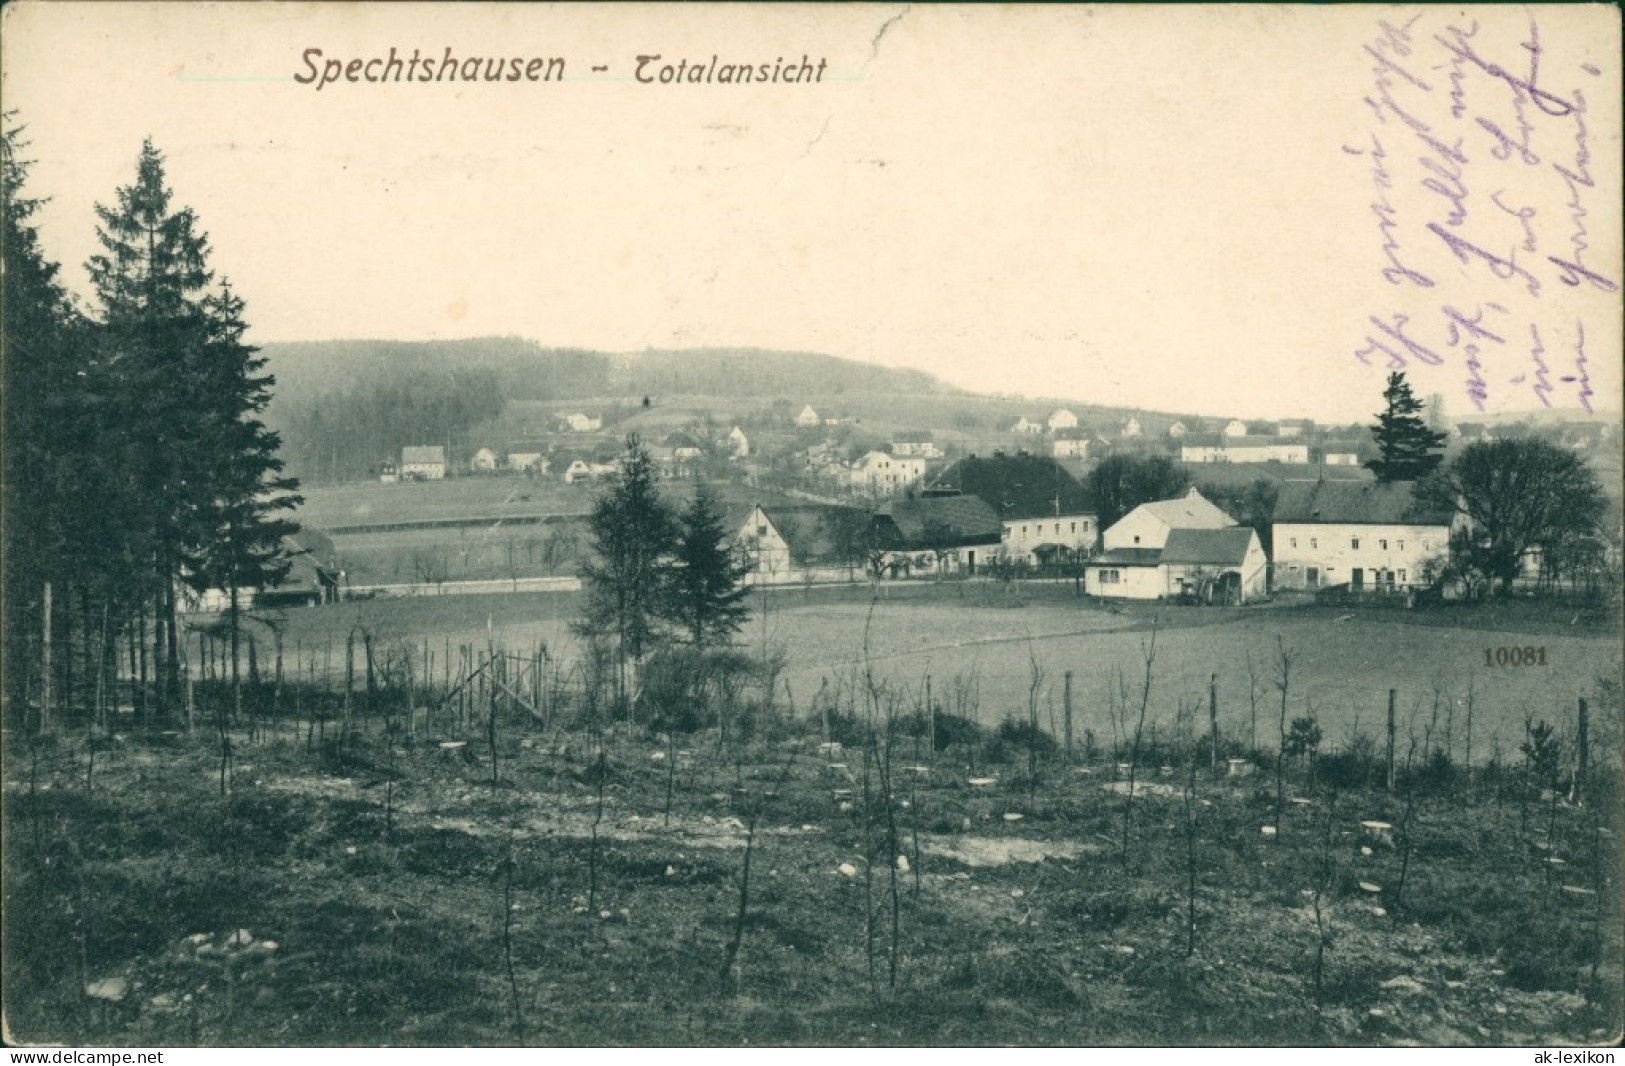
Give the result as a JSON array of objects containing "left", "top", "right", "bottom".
[{"left": 1485, "top": 646, "right": 1547, "bottom": 667}]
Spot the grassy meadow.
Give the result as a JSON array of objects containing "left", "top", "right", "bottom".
[
  {"left": 235, "top": 586, "right": 1620, "bottom": 767},
  {"left": 8, "top": 584, "right": 1621, "bottom": 1047}
]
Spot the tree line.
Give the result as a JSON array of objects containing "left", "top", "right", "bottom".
[{"left": 2, "top": 120, "right": 300, "bottom": 727}]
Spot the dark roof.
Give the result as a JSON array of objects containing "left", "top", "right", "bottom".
[
  {"left": 727, "top": 502, "right": 867, "bottom": 561},
  {"left": 1274, "top": 480, "right": 1453, "bottom": 526},
  {"left": 927, "top": 454, "right": 1096, "bottom": 520},
  {"left": 1183, "top": 434, "right": 1301, "bottom": 448},
  {"left": 874, "top": 495, "right": 1002, "bottom": 550},
  {"left": 1088, "top": 548, "right": 1163, "bottom": 567},
  {"left": 274, "top": 532, "right": 342, "bottom": 592},
  {"left": 401, "top": 445, "right": 445, "bottom": 465},
  {"left": 1161, "top": 527, "right": 1257, "bottom": 567}
]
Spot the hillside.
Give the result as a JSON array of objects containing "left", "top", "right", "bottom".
[
  {"left": 261, "top": 338, "right": 953, "bottom": 407},
  {"left": 259, "top": 338, "right": 975, "bottom": 480}
]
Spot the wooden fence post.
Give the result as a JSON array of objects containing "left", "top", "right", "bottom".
[
  {"left": 1063, "top": 670, "right": 1074, "bottom": 766},
  {"left": 1573, "top": 697, "right": 1589, "bottom": 807},
  {"left": 1209, "top": 672, "right": 1219, "bottom": 770},
  {"left": 1386, "top": 689, "right": 1397, "bottom": 791}
]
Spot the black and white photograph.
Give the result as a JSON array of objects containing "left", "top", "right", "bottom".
[{"left": 1, "top": 1, "right": 1621, "bottom": 1050}]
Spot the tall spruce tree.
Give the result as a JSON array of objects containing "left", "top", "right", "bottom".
[
  {"left": 87, "top": 139, "right": 299, "bottom": 712},
  {"left": 576, "top": 436, "right": 678, "bottom": 705},
  {"left": 663, "top": 488, "right": 752, "bottom": 647},
  {"left": 183, "top": 282, "right": 304, "bottom": 714},
  {"left": 1365, "top": 372, "right": 1447, "bottom": 482},
  {"left": 2, "top": 116, "right": 90, "bottom": 721},
  {"left": 87, "top": 138, "right": 214, "bottom": 709}
]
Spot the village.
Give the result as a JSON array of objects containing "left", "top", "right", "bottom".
[{"left": 261, "top": 390, "right": 1620, "bottom": 611}]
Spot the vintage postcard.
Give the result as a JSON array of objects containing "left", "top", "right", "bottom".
[{"left": 2, "top": 1, "right": 1620, "bottom": 1051}]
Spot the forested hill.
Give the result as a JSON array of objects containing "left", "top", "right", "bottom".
[
  {"left": 260, "top": 337, "right": 956, "bottom": 481},
  {"left": 262, "top": 337, "right": 951, "bottom": 406}
]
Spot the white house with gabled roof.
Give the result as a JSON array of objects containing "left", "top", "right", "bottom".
[
  {"left": 1102, "top": 486, "right": 1236, "bottom": 551},
  {"left": 1271, "top": 480, "right": 1455, "bottom": 591},
  {"left": 401, "top": 445, "right": 446, "bottom": 480},
  {"left": 850, "top": 451, "right": 926, "bottom": 495}
]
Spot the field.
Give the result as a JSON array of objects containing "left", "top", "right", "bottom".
[
  {"left": 252, "top": 587, "right": 1622, "bottom": 767},
  {"left": 10, "top": 587, "right": 1616, "bottom": 1046},
  {"left": 4, "top": 685, "right": 1620, "bottom": 1046},
  {"left": 298, "top": 477, "right": 593, "bottom": 531},
  {"left": 300, "top": 476, "right": 802, "bottom": 586}
]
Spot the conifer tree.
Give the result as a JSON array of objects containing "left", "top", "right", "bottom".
[
  {"left": 1365, "top": 372, "right": 1447, "bottom": 482},
  {"left": 87, "top": 139, "right": 300, "bottom": 711},
  {"left": 576, "top": 436, "right": 677, "bottom": 705},
  {"left": 87, "top": 138, "right": 217, "bottom": 707},
  {"left": 663, "top": 488, "right": 752, "bottom": 647},
  {"left": 183, "top": 282, "right": 304, "bottom": 711},
  {"left": 1, "top": 116, "right": 90, "bottom": 719}
]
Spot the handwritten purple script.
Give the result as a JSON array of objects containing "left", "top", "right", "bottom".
[{"left": 1345, "top": 13, "right": 1617, "bottom": 412}]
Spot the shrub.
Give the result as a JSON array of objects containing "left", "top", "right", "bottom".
[
  {"left": 933, "top": 711, "right": 986, "bottom": 753},
  {"left": 981, "top": 716, "right": 1057, "bottom": 764}
]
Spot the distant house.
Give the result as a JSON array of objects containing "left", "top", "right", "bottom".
[
  {"left": 927, "top": 453, "right": 1098, "bottom": 563},
  {"left": 378, "top": 460, "right": 398, "bottom": 484},
  {"left": 1050, "top": 429, "right": 1091, "bottom": 459},
  {"left": 259, "top": 533, "right": 347, "bottom": 608},
  {"left": 559, "top": 452, "right": 618, "bottom": 483},
  {"left": 1277, "top": 419, "right": 1315, "bottom": 438},
  {"left": 190, "top": 532, "right": 345, "bottom": 611},
  {"left": 561, "top": 412, "right": 602, "bottom": 433},
  {"left": 470, "top": 447, "right": 499, "bottom": 472},
  {"left": 649, "top": 445, "right": 700, "bottom": 480},
  {"left": 664, "top": 431, "right": 706, "bottom": 461},
  {"left": 1167, "top": 421, "right": 1189, "bottom": 439},
  {"left": 1272, "top": 480, "right": 1455, "bottom": 592},
  {"left": 1120, "top": 417, "right": 1142, "bottom": 438},
  {"left": 1162, "top": 528, "right": 1268, "bottom": 602},
  {"left": 732, "top": 504, "right": 793, "bottom": 579},
  {"left": 1103, "top": 486, "right": 1236, "bottom": 552},
  {"left": 1011, "top": 417, "right": 1044, "bottom": 436},
  {"left": 1322, "top": 452, "right": 1361, "bottom": 467},
  {"left": 850, "top": 451, "right": 926, "bottom": 495},
  {"left": 795, "top": 404, "right": 821, "bottom": 428},
  {"left": 401, "top": 445, "right": 446, "bottom": 480},
  {"left": 1085, "top": 527, "right": 1266, "bottom": 603},
  {"left": 1222, "top": 419, "right": 1248, "bottom": 438},
  {"left": 507, "top": 447, "right": 547, "bottom": 473},
  {"left": 871, "top": 495, "right": 1003, "bottom": 577},
  {"left": 892, "top": 432, "right": 943, "bottom": 459},
  {"left": 727, "top": 425, "right": 751, "bottom": 459},
  {"left": 1084, "top": 489, "right": 1258, "bottom": 602},
  {"left": 1048, "top": 409, "right": 1079, "bottom": 433},
  {"left": 1181, "top": 436, "right": 1311, "bottom": 464}
]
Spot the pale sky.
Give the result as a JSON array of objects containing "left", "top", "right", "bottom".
[{"left": 3, "top": 3, "right": 1620, "bottom": 421}]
